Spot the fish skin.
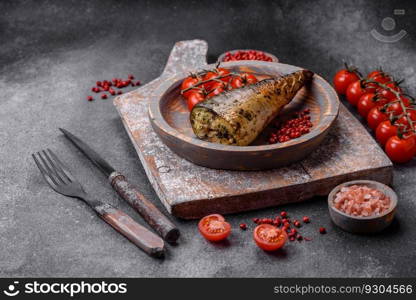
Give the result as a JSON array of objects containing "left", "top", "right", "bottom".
[{"left": 190, "top": 69, "right": 314, "bottom": 146}]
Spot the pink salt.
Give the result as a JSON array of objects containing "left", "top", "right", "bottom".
[{"left": 333, "top": 185, "right": 391, "bottom": 217}]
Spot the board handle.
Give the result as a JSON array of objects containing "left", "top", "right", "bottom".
[{"left": 161, "top": 39, "right": 208, "bottom": 77}]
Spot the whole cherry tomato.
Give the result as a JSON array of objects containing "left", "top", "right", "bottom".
[
  {"left": 346, "top": 80, "right": 366, "bottom": 106},
  {"left": 357, "top": 93, "right": 387, "bottom": 118},
  {"left": 396, "top": 110, "right": 416, "bottom": 129},
  {"left": 385, "top": 135, "right": 416, "bottom": 163},
  {"left": 376, "top": 120, "right": 398, "bottom": 147},
  {"left": 253, "top": 224, "right": 287, "bottom": 251},
  {"left": 365, "top": 70, "right": 392, "bottom": 92},
  {"left": 207, "top": 81, "right": 227, "bottom": 98},
  {"left": 367, "top": 70, "right": 391, "bottom": 84},
  {"left": 187, "top": 90, "right": 205, "bottom": 111},
  {"left": 376, "top": 82, "right": 402, "bottom": 101},
  {"left": 241, "top": 73, "right": 258, "bottom": 84},
  {"left": 230, "top": 73, "right": 258, "bottom": 89},
  {"left": 198, "top": 214, "right": 231, "bottom": 242},
  {"left": 181, "top": 76, "right": 200, "bottom": 98},
  {"left": 367, "top": 107, "right": 389, "bottom": 130},
  {"left": 333, "top": 69, "right": 360, "bottom": 95},
  {"left": 216, "top": 68, "right": 231, "bottom": 83},
  {"left": 386, "top": 96, "right": 411, "bottom": 116},
  {"left": 202, "top": 71, "right": 220, "bottom": 90},
  {"left": 231, "top": 76, "right": 244, "bottom": 89}
]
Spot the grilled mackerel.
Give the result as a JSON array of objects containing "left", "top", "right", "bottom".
[{"left": 190, "top": 69, "right": 314, "bottom": 146}]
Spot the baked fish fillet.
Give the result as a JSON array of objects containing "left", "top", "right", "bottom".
[{"left": 190, "top": 69, "right": 314, "bottom": 146}]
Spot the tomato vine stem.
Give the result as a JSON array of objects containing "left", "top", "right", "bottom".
[{"left": 364, "top": 79, "right": 415, "bottom": 134}]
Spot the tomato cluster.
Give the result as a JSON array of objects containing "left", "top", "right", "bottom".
[
  {"left": 180, "top": 67, "right": 258, "bottom": 110},
  {"left": 333, "top": 66, "right": 416, "bottom": 163}
]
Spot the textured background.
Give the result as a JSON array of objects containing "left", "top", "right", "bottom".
[{"left": 1, "top": 0, "right": 415, "bottom": 277}]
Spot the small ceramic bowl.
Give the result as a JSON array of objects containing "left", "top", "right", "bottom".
[
  {"left": 328, "top": 180, "right": 397, "bottom": 234},
  {"left": 217, "top": 49, "right": 279, "bottom": 63}
]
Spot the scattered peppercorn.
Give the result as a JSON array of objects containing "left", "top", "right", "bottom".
[
  {"left": 87, "top": 74, "right": 140, "bottom": 102},
  {"left": 273, "top": 217, "right": 281, "bottom": 227},
  {"left": 87, "top": 96, "right": 94, "bottom": 101},
  {"left": 248, "top": 210, "right": 322, "bottom": 248}
]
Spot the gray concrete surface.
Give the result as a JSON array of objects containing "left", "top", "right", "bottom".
[{"left": 1, "top": 0, "right": 415, "bottom": 277}]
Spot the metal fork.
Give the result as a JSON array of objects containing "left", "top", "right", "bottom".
[{"left": 32, "top": 149, "right": 165, "bottom": 257}]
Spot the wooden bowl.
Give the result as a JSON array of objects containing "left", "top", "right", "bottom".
[
  {"left": 148, "top": 60, "right": 339, "bottom": 170},
  {"left": 328, "top": 180, "right": 397, "bottom": 234},
  {"left": 217, "top": 49, "right": 279, "bottom": 63}
]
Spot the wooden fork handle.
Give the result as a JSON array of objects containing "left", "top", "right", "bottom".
[
  {"left": 109, "top": 172, "right": 180, "bottom": 243},
  {"left": 94, "top": 203, "right": 165, "bottom": 257}
]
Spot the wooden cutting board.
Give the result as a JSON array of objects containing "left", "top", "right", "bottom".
[{"left": 114, "top": 40, "right": 393, "bottom": 219}]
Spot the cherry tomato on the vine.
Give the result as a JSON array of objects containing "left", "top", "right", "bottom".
[
  {"left": 181, "top": 76, "right": 200, "bottom": 98},
  {"left": 387, "top": 96, "right": 411, "bottom": 116},
  {"left": 367, "top": 107, "right": 389, "bottom": 130},
  {"left": 385, "top": 135, "right": 416, "bottom": 163},
  {"left": 216, "top": 68, "right": 231, "bottom": 83},
  {"left": 241, "top": 73, "right": 258, "bottom": 84},
  {"left": 207, "top": 81, "right": 227, "bottom": 98},
  {"left": 367, "top": 70, "right": 391, "bottom": 84},
  {"left": 376, "top": 82, "right": 402, "bottom": 101},
  {"left": 357, "top": 93, "right": 387, "bottom": 118},
  {"left": 376, "top": 120, "right": 398, "bottom": 147},
  {"left": 346, "top": 80, "right": 366, "bottom": 106},
  {"left": 198, "top": 214, "right": 231, "bottom": 242},
  {"left": 230, "top": 76, "right": 244, "bottom": 89},
  {"left": 396, "top": 110, "right": 416, "bottom": 129},
  {"left": 202, "top": 71, "right": 219, "bottom": 90},
  {"left": 333, "top": 69, "right": 360, "bottom": 95},
  {"left": 230, "top": 73, "right": 258, "bottom": 89},
  {"left": 187, "top": 90, "right": 205, "bottom": 111}
]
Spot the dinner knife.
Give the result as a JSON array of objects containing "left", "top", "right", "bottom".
[{"left": 59, "top": 128, "right": 180, "bottom": 243}]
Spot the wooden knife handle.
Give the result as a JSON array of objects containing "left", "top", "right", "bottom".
[
  {"left": 94, "top": 203, "right": 165, "bottom": 257},
  {"left": 109, "top": 172, "right": 180, "bottom": 243}
]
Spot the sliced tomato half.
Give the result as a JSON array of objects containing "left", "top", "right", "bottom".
[
  {"left": 253, "top": 224, "right": 287, "bottom": 251},
  {"left": 198, "top": 214, "right": 231, "bottom": 242}
]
